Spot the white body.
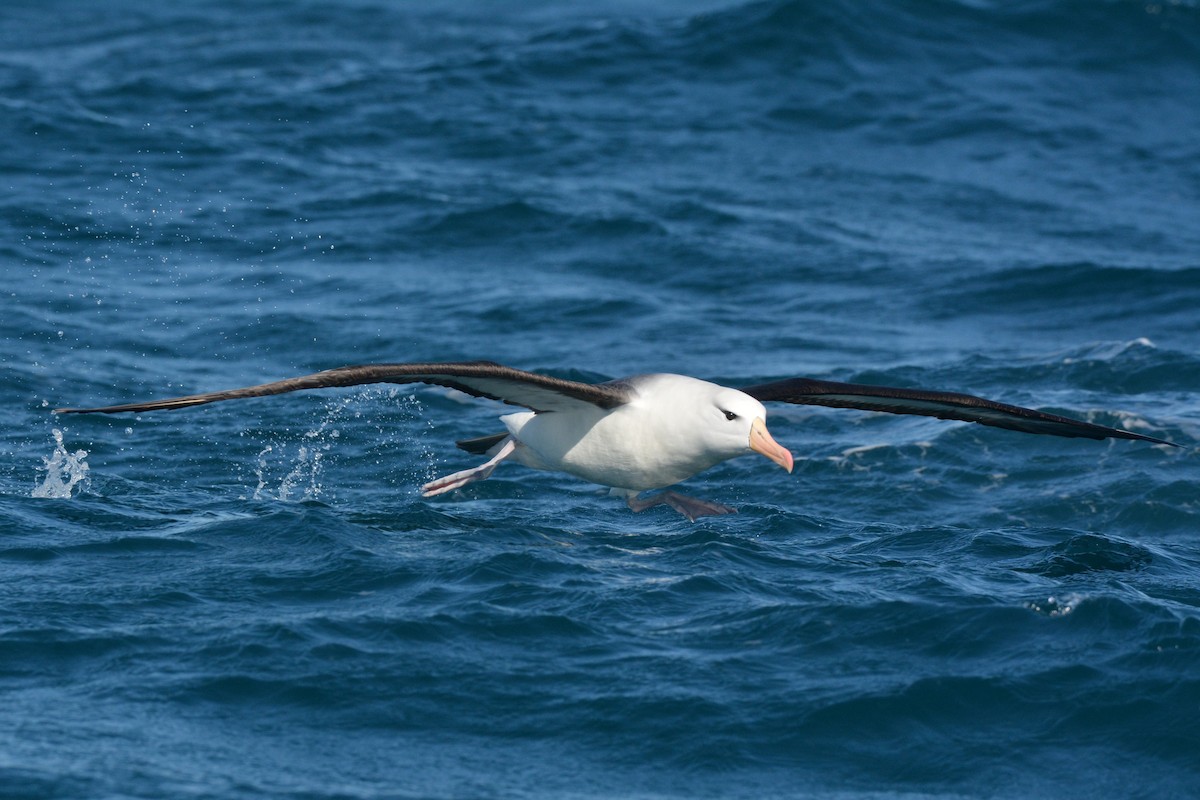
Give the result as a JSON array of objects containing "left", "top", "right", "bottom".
[{"left": 501, "top": 374, "right": 771, "bottom": 492}]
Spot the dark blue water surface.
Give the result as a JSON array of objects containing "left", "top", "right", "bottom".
[{"left": 3, "top": 1, "right": 1199, "bottom": 797}]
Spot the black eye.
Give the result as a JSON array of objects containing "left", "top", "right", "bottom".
[{"left": 722, "top": 410, "right": 738, "bottom": 421}]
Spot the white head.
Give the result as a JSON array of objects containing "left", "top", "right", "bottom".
[
  {"left": 638, "top": 376, "right": 794, "bottom": 476},
  {"left": 704, "top": 385, "right": 795, "bottom": 472}
]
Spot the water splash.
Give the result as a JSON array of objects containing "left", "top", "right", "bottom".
[
  {"left": 251, "top": 413, "right": 341, "bottom": 503},
  {"left": 249, "top": 389, "right": 437, "bottom": 502},
  {"left": 32, "top": 429, "right": 90, "bottom": 499}
]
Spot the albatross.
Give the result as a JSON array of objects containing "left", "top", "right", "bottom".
[{"left": 54, "top": 361, "right": 1174, "bottom": 520}]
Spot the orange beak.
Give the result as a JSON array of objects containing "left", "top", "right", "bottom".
[{"left": 749, "top": 417, "right": 793, "bottom": 473}]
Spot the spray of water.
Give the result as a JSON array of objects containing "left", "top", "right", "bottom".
[
  {"left": 249, "top": 388, "right": 438, "bottom": 502},
  {"left": 32, "top": 429, "right": 90, "bottom": 499},
  {"left": 251, "top": 399, "right": 345, "bottom": 502}
]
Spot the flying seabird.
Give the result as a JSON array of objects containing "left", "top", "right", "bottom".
[{"left": 54, "top": 361, "right": 1175, "bottom": 520}]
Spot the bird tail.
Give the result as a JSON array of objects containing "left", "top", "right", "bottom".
[{"left": 455, "top": 432, "right": 509, "bottom": 455}]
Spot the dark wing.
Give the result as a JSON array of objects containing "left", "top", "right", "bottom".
[
  {"left": 55, "top": 361, "right": 631, "bottom": 415},
  {"left": 741, "top": 377, "right": 1176, "bottom": 446}
]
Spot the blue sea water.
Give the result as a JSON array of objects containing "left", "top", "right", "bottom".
[{"left": 3, "top": 0, "right": 1200, "bottom": 797}]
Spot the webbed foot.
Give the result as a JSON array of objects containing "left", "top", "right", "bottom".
[{"left": 625, "top": 490, "right": 737, "bottom": 522}]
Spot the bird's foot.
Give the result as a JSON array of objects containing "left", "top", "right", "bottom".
[
  {"left": 626, "top": 491, "right": 737, "bottom": 522},
  {"left": 421, "top": 438, "right": 515, "bottom": 497}
]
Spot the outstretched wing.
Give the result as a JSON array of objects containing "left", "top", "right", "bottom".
[
  {"left": 741, "top": 377, "right": 1175, "bottom": 446},
  {"left": 55, "top": 361, "right": 631, "bottom": 415}
]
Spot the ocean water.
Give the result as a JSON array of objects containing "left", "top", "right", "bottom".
[{"left": 3, "top": 0, "right": 1199, "bottom": 797}]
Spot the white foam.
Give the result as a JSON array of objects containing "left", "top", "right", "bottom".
[
  {"left": 1026, "top": 593, "right": 1083, "bottom": 617},
  {"left": 1062, "top": 337, "right": 1156, "bottom": 364}
]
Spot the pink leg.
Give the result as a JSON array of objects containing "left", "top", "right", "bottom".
[{"left": 421, "top": 439, "right": 516, "bottom": 497}]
